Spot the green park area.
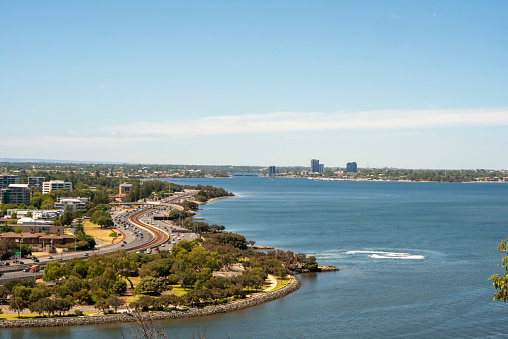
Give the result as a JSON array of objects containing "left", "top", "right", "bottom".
[{"left": 83, "top": 221, "right": 121, "bottom": 244}]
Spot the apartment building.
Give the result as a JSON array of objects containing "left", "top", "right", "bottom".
[
  {"left": 0, "top": 184, "right": 30, "bottom": 205},
  {"left": 42, "top": 180, "right": 73, "bottom": 194}
]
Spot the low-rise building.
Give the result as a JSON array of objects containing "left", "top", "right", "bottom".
[
  {"left": 5, "top": 209, "right": 64, "bottom": 220},
  {"left": 55, "top": 197, "right": 89, "bottom": 211},
  {"left": 14, "top": 217, "right": 63, "bottom": 233},
  {"left": 0, "top": 232, "right": 75, "bottom": 252}
]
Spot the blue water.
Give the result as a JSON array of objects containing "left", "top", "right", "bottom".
[{"left": 4, "top": 177, "right": 508, "bottom": 338}]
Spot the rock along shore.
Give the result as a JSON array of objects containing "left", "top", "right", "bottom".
[{"left": 0, "top": 276, "right": 301, "bottom": 328}]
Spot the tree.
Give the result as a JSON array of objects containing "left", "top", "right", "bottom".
[
  {"left": 112, "top": 279, "right": 127, "bottom": 295},
  {"left": 229, "top": 283, "right": 245, "bottom": 298},
  {"left": 491, "top": 238, "right": 508, "bottom": 302},
  {"left": 1, "top": 225, "right": 14, "bottom": 233},
  {"left": 74, "top": 288, "right": 93, "bottom": 305},
  {"left": 303, "top": 256, "right": 319, "bottom": 272},
  {"left": 9, "top": 285, "right": 31, "bottom": 318},
  {"left": 59, "top": 206, "right": 74, "bottom": 226},
  {"left": 0, "top": 238, "right": 17, "bottom": 260},
  {"left": 28, "top": 284, "right": 50, "bottom": 304},
  {"left": 106, "top": 295, "right": 125, "bottom": 313},
  {"left": 43, "top": 261, "right": 64, "bottom": 282},
  {"left": 182, "top": 289, "right": 201, "bottom": 307},
  {"left": 90, "top": 210, "right": 113, "bottom": 228},
  {"left": 19, "top": 244, "right": 32, "bottom": 257},
  {"left": 130, "top": 295, "right": 156, "bottom": 311},
  {"left": 94, "top": 298, "right": 109, "bottom": 313},
  {"left": 135, "top": 276, "right": 172, "bottom": 295},
  {"left": 0, "top": 286, "right": 9, "bottom": 303},
  {"left": 54, "top": 297, "right": 73, "bottom": 316}
]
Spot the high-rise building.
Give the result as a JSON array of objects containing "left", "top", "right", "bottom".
[
  {"left": 311, "top": 159, "right": 320, "bottom": 173},
  {"left": 42, "top": 180, "right": 73, "bottom": 194},
  {"left": 119, "top": 183, "right": 133, "bottom": 195},
  {"left": 1, "top": 175, "right": 20, "bottom": 189},
  {"left": 28, "top": 177, "right": 45, "bottom": 188},
  {"left": 311, "top": 159, "right": 325, "bottom": 173},
  {"left": 268, "top": 166, "right": 276, "bottom": 177},
  {"left": 1, "top": 184, "right": 30, "bottom": 205},
  {"left": 346, "top": 162, "right": 358, "bottom": 173}
]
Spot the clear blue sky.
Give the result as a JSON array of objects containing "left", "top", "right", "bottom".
[{"left": 1, "top": 1, "right": 507, "bottom": 169}]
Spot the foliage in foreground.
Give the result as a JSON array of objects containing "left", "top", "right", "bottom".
[{"left": 491, "top": 238, "right": 508, "bottom": 302}]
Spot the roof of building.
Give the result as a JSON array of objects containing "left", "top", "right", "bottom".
[{"left": 57, "top": 198, "right": 83, "bottom": 203}]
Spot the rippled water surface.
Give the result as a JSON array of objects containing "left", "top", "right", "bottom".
[{"left": 4, "top": 178, "right": 508, "bottom": 338}]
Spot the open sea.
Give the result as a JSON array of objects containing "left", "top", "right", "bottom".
[{"left": 4, "top": 177, "right": 508, "bottom": 338}]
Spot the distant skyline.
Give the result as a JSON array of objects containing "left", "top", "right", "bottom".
[{"left": 1, "top": 1, "right": 507, "bottom": 169}]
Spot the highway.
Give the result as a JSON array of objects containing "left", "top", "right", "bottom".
[{"left": 0, "top": 194, "right": 196, "bottom": 284}]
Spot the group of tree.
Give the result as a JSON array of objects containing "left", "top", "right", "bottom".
[
  {"left": 87, "top": 204, "right": 114, "bottom": 228},
  {"left": 0, "top": 238, "right": 32, "bottom": 260},
  {"left": 0, "top": 226, "right": 317, "bottom": 316},
  {"left": 191, "top": 185, "right": 234, "bottom": 203},
  {"left": 125, "top": 180, "right": 178, "bottom": 202}
]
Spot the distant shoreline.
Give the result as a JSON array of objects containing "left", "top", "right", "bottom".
[{"left": 306, "top": 177, "right": 507, "bottom": 183}]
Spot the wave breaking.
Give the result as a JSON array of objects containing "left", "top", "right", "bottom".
[{"left": 346, "top": 250, "right": 425, "bottom": 260}]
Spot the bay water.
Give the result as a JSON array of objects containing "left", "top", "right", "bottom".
[{"left": 4, "top": 177, "right": 508, "bottom": 338}]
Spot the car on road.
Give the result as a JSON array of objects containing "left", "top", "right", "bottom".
[
  {"left": 47, "top": 256, "right": 53, "bottom": 259},
  {"left": 23, "top": 268, "right": 30, "bottom": 272},
  {"left": 83, "top": 253, "right": 89, "bottom": 257}
]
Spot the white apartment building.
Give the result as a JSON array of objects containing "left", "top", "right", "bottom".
[
  {"left": 55, "top": 197, "right": 89, "bottom": 211},
  {"left": 6, "top": 209, "right": 64, "bottom": 220},
  {"left": 42, "top": 180, "right": 73, "bottom": 194}
]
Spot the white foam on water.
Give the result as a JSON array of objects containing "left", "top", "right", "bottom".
[{"left": 346, "top": 250, "right": 425, "bottom": 260}]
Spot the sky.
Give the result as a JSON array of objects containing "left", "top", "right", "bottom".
[{"left": 1, "top": 1, "right": 507, "bottom": 169}]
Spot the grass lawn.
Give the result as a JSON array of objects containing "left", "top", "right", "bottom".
[
  {"left": 171, "top": 286, "right": 187, "bottom": 296},
  {"left": 0, "top": 314, "right": 37, "bottom": 320},
  {"left": 129, "top": 276, "right": 141, "bottom": 285},
  {"left": 126, "top": 294, "right": 141, "bottom": 303},
  {"left": 273, "top": 278, "right": 290, "bottom": 290},
  {"left": 0, "top": 311, "right": 96, "bottom": 320},
  {"left": 83, "top": 221, "right": 122, "bottom": 244},
  {"left": 125, "top": 285, "right": 187, "bottom": 303}
]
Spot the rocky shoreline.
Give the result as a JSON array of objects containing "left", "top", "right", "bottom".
[{"left": 0, "top": 276, "right": 301, "bottom": 328}]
